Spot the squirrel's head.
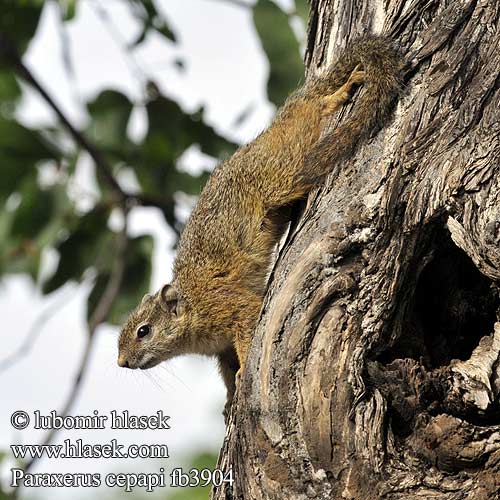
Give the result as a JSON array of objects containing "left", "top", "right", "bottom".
[{"left": 117, "top": 284, "right": 188, "bottom": 370}]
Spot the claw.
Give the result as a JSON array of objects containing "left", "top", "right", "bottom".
[
  {"left": 223, "top": 400, "right": 232, "bottom": 424},
  {"left": 348, "top": 64, "right": 365, "bottom": 86}
]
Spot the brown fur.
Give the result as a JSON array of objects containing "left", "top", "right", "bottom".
[{"left": 117, "top": 36, "right": 403, "bottom": 414}]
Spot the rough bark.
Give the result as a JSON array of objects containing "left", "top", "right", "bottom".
[{"left": 213, "top": 1, "right": 500, "bottom": 499}]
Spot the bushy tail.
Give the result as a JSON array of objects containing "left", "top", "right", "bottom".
[{"left": 302, "top": 35, "right": 403, "bottom": 183}]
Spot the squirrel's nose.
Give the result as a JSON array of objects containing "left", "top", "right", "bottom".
[{"left": 117, "top": 355, "right": 130, "bottom": 368}]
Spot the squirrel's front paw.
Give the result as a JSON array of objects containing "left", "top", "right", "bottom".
[
  {"left": 223, "top": 367, "right": 243, "bottom": 424},
  {"left": 235, "top": 368, "right": 242, "bottom": 386},
  {"left": 347, "top": 64, "right": 365, "bottom": 86}
]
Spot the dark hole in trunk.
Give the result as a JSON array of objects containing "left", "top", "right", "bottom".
[
  {"left": 416, "top": 239, "right": 499, "bottom": 367},
  {"left": 379, "top": 229, "right": 499, "bottom": 368}
]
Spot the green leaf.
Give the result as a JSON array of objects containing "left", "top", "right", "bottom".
[
  {"left": 155, "top": 22, "right": 176, "bottom": 43},
  {"left": 253, "top": 0, "right": 304, "bottom": 106},
  {"left": 10, "top": 176, "right": 56, "bottom": 240},
  {"left": 142, "top": 0, "right": 176, "bottom": 42},
  {"left": 0, "top": 208, "right": 40, "bottom": 281},
  {"left": 145, "top": 96, "right": 235, "bottom": 162},
  {"left": 0, "top": 1, "right": 44, "bottom": 57},
  {"left": 0, "top": 69, "right": 21, "bottom": 103},
  {"left": 87, "top": 235, "right": 153, "bottom": 325},
  {"left": 189, "top": 110, "right": 236, "bottom": 159},
  {"left": 126, "top": 0, "right": 176, "bottom": 45},
  {"left": 175, "top": 171, "right": 210, "bottom": 196},
  {"left": 0, "top": 117, "right": 58, "bottom": 202},
  {"left": 43, "top": 206, "right": 111, "bottom": 294},
  {"left": 86, "top": 90, "right": 134, "bottom": 151},
  {"left": 145, "top": 96, "right": 198, "bottom": 159},
  {"left": 0, "top": 176, "right": 70, "bottom": 282},
  {"left": 60, "top": 0, "right": 77, "bottom": 21}
]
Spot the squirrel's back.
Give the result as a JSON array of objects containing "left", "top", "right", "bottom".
[{"left": 174, "top": 35, "right": 402, "bottom": 301}]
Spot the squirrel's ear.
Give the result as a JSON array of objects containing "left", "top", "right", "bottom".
[
  {"left": 160, "top": 284, "right": 178, "bottom": 315},
  {"left": 141, "top": 293, "right": 153, "bottom": 306}
]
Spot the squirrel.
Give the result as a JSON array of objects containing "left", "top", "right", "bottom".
[{"left": 117, "top": 36, "right": 402, "bottom": 416}]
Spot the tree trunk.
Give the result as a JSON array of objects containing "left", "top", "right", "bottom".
[{"left": 213, "top": 0, "right": 500, "bottom": 498}]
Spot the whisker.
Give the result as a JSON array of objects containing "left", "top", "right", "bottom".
[{"left": 158, "top": 362, "right": 192, "bottom": 393}]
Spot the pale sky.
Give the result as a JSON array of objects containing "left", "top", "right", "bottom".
[{"left": 0, "top": 0, "right": 297, "bottom": 498}]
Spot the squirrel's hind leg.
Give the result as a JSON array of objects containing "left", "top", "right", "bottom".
[{"left": 262, "top": 66, "right": 366, "bottom": 210}]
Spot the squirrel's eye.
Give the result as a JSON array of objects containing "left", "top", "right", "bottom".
[{"left": 137, "top": 324, "right": 151, "bottom": 339}]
